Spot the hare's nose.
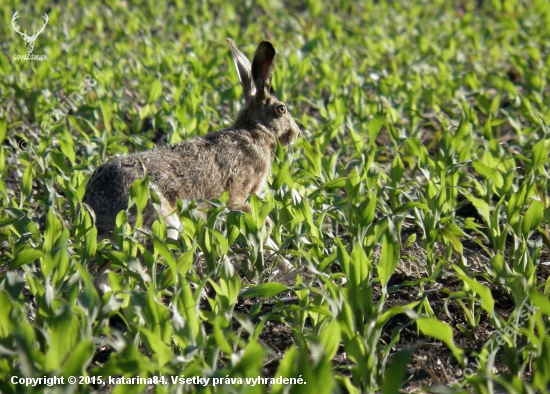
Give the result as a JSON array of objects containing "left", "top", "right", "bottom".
[{"left": 291, "top": 118, "right": 301, "bottom": 135}]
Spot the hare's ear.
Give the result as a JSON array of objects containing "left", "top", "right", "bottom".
[
  {"left": 251, "top": 41, "right": 276, "bottom": 102},
  {"left": 227, "top": 38, "right": 255, "bottom": 99}
]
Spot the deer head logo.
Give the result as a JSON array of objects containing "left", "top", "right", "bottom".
[{"left": 11, "top": 11, "right": 49, "bottom": 54}]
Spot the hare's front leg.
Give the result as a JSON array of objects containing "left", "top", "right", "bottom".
[{"left": 233, "top": 201, "right": 294, "bottom": 276}]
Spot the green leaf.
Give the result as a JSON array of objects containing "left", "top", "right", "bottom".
[
  {"left": 368, "top": 112, "right": 384, "bottom": 143},
  {"left": 390, "top": 154, "right": 404, "bottom": 183},
  {"left": 454, "top": 266, "right": 495, "bottom": 315},
  {"left": 217, "top": 258, "right": 240, "bottom": 308},
  {"left": 334, "top": 237, "right": 350, "bottom": 280},
  {"left": 240, "top": 282, "right": 288, "bottom": 298},
  {"left": 318, "top": 319, "right": 341, "bottom": 359},
  {"left": 395, "top": 201, "right": 429, "bottom": 214},
  {"left": 20, "top": 163, "right": 33, "bottom": 198},
  {"left": 142, "top": 287, "right": 172, "bottom": 345},
  {"left": 59, "top": 130, "right": 76, "bottom": 164},
  {"left": 522, "top": 200, "right": 544, "bottom": 235},
  {"left": 0, "top": 292, "right": 15, "bottom": 338},
  {"left": 99, "top": 99, "right": 113, "bottom": 131},
  {"left": 10, "top": 249, "right": 43, "bottom": 270},
  {"left": 272, "top": 346, "right": 297, "bottom": 394},
  {"left": 0, "top": 217, "right": 18, "bottom": 228},
  {"left": 50, "top": 151, "right": 72, "bottom": 174},
  {"left": 175, "top": 282, "right": 201, "bottom": 344},
  {"left": 441, "top": 227, "right": 463, "bottom": 254},
  {"left": 176, "top": 248, "right": 195, "bottom": 275},
  {"left": 75, "top": 263, "right": 99, "bottom": 315},
  {"left": 60, "top": 339, "right": 94, "bottom": 378},
  {"left": 43, "top": 209, "right": 62, "bottom": 253},
  {"left": 529, "top": 289, "right": 550, "bottom": 316},
  {"left": 319, "top": 177, "right": 348, "bottom": 190},
  {"left": 83, "top": 222, "right": 97, "bottom": 261},
  {"left": 532, "top": 139, "right": 548, "bottom": 168},
  {"left": 148, "top": 79, "right": 163, "bottom": 104},
  {"left": 464, "top": 194, "right": 491, "bottom": 223},
  {"left": 213, "top": 318, "right": 232, "bottom": 353},
  {"left": 382, "top": 347, "right": 414, "bottom": 394},
  {"left": 0, "top": 118, "right": 6, "bottom": 143},
  {"left": 258, "top": 194, "right": 275, "bottom": 226},
  {"left": 45, "top": 307, "right": 76, "bottom": 372},
  {"left": 377, "top": 304, "right": 420, "bottom": 328},
  {"left": 378, "top": 231, "right": 400, "bottom": 287},
  {"left": 417, "top": 317, "right": 463, "bottom": 362},
  {"left": 358, "top": 193, "right": 377, "bottom": 226},
  {"left": 533, "top": 336, "right": 550, "bottom": 391},
  {"left": 233, "top": 340, "right": 265, "bottom": 376},
  {"left": 349, "top": 242, "right": 370, "bottom": 285},
  {"left": 129, "top": 176, "right": 150, "bottom": 212},
  {"left": 473, "top": 160, "right": 504, "bottom": 188},
  {"left": 138, "top": 326, "right": 173, "bottom": 366},
  {"left": 154, "top": 239, "right": 178, "bottom": 286},
  {"left": 272, "top": 162, "right": 293, "bottom": 189}
]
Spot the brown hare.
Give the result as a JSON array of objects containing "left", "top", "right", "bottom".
[{"left": 83, "top": 39, "right": 301, "bottom": 292}]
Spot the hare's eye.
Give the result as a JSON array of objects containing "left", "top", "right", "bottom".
[{"left": 276, "top": 105, "right": 286, "bottom": 115}]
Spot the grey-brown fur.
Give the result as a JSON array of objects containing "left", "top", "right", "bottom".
[{"left": 83, "top": 39, "right": 300, "bottom": 290}]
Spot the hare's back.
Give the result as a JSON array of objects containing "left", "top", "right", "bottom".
[{"left": 83, "top": 129, "right": 273, "bottom": 233}]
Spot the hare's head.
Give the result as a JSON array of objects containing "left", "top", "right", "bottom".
[{"left": 228, "top": 39, "right": 301, "bottom": 146}]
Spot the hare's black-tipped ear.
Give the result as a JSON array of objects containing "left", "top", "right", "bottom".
[
  {"left": 251, "top": 41, "right": 276, "bottom": 102},
  {"left": 227, "top": 38, "right": 255, "bottom": 99}
]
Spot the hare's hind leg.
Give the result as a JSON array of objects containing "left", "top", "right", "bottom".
[
  {"left": 151, "top": 185, "right": 182, "bottom": 239},
  {"left": 95, "top": 261, "right": 113, "bottom": 294},
  {"left": 93, "top": 232, "right": 115, "bottom": 294},
  {"left": 157, "top": 205, "right": 182, "bottom": 240},
  {"left": 265, "top": 237, "right": 294, "bottom": 274},
  {"left": 263, "top": 216, "right": 294, "bottom": 276}
]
